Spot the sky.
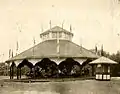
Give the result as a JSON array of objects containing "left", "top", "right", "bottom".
[{"left": 0, "top": 0, "right": 120, "bottom": 61}]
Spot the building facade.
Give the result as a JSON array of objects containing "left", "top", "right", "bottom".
[{"left": 6, "top": 26, "right": 99, "bottom": 79}]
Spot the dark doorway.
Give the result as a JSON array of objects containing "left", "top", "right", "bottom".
[
  {"left": 34, "top": 58, "right": 58, "bottom": 78},
  {"left": 81, "top": 58, "right": 93, "bottom": 77},
  {"left": 58, "top": 58, "right": 81, "bottom": 77},
  {"left": 17, "top": 59, "right": 34, "bottom": 79}
]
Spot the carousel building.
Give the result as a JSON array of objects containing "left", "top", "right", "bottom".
[{"left": 6, "top": 26, "right": 99, "bottom": 79}]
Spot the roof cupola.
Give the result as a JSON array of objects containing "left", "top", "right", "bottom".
[{"left": 40, "top": 26, "right": 74, "bottom": 41}]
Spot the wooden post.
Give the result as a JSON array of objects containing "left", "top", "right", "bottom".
[
  {"left": 20, "top": 68, "right": 21, "bottom": 79},
  {"left": 108, "top": 65, "right": 110, "bottom": 73},
  {"left": 92, "top": 65, "right": 94, "bottom": 76},
  {"left": 17, "top": 68, "right": 19, "bottom": 79},
  {"left": 12, "top": 66, "right": 14, "bottom": 79},
  {"left": 10, "top": 67, "right": 11, "bottom": 79},
  {"left": 33, "top": 68, "right": 36, "bottom": 79},
  {"left": 11, "top": 66, "right": 13, "bottom": 79}
]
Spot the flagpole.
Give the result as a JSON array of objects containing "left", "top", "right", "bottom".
[
  {"left": 70, "top": 24, "right": 72, "bottom": 32},
  {"left": 33, "top": 36, "right": 36, "bottom": 58},
  {"left": 79, "top": 37, "right": 82, "bottom": 53},
  {"left": 16, "top": 41, "right": 19, "bottom": 55},
  {"left": 9, "top": 49, "right": 11, "bottom": 59},
  {"left": 95, "top": 44, "right": 98, "bottom": 55},
  {"left": 41, "top": 24, "right": 44, "bottom": 32},
  {"left": 49, "top": 20, "right": 52, "bottom": 30},
  {"left": 62, "top": 20, "right": 65, "bottom": 29},
  {"left": 57, "top": 32, "right": 60, "bottom": 58},
  {"left": 12, "top": 49, "right": 13, "bottom": 58},
  {"left": 16, "top": 22, "right": 22, "bottom": 55},
  {"left": 101, "top": 44, "right": 104, "bottom": 56}
]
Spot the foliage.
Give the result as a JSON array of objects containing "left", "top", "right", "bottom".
[
  {"left": 58, "top": 58, "right": 81, "bottom": 77},
  {"left": 34, "top": 58, "right": 59, "bottom": 78},
  {"left": 101, "top": 51, "right": 120, "bottom": 77},
  {"left": 0, "top": 63, "right": 8, "bottom": 76}
]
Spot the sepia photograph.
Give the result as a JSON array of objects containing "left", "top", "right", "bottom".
[{"left": 0, "top": 0, "right": 120, "bottom": 94}]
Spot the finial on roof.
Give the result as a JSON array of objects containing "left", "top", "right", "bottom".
[
  {"left": 101, "top": 44, "right": 104, "bottom": 56},
  {"left": 16, "top": 41, "right": 19, "bottom": 55},
  {"left": 9, "top": 49, "right": 13, "bottom": 58},
  {"left": 70, "top": 24, "right": 72, "bottom": 32},
  {"left": 62, "top": 20, "right": 65, "bottom": 29},
  {"left": 33, "top": 36, "right": 36, "bottom": 45},
  {"left": 49, "top": 20, "right": 52, "bottom": 29},
  {"left": 41, "top": 24, "right": 44, "bottom": 32},
  {"left": 9, "top": 49, "right": 11, "bottom": 59},
  {"left": 95, "top": 44, "right": 98, "bottom": 55},
  {"left": 79, "top": 38, "right": 82, "bottom": 53}
]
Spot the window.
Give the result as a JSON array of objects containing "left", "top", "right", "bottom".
[
  {"left": 66, "top": 34, "right": 69, "bottom": 39},
  {"left": 46, "top": 34, "right": 49, "bottom": 38},
  {"left": 52, "top": 32, "right": 57, "bottom": 38},
  {"left": 59, "top": 32, "right": 62, "bottom": 38}
]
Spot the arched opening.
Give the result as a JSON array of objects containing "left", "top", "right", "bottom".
[
  {"left": 81, "top": 58, "right": 93, "bottom": 77},
  {"left": 10, "top": 61, "right": 17, "bottom": 79},
  {"left": 17, "top": 59, "right": 34, "bottom": 79},
  {"left": 58, "top": 58, "right": 81, "bottom": 77},
  {"left": 34, "top": 58, "right": 58, "bottom": 78}
]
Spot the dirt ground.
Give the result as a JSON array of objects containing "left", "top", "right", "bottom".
[{"left": 0, "top": 76, "right": 120, "bottom": 94}]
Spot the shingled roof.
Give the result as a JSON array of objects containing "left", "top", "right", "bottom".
[
  {"left": 89, "top": 56, "right": 118, "bottom": 64},
  {"left": 6, "top": 40, "right": 99, "bottom": 62}
]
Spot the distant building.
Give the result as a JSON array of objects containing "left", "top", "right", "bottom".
[{"left": 6, "top": 26, "right": 99, "bottom": 79}]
